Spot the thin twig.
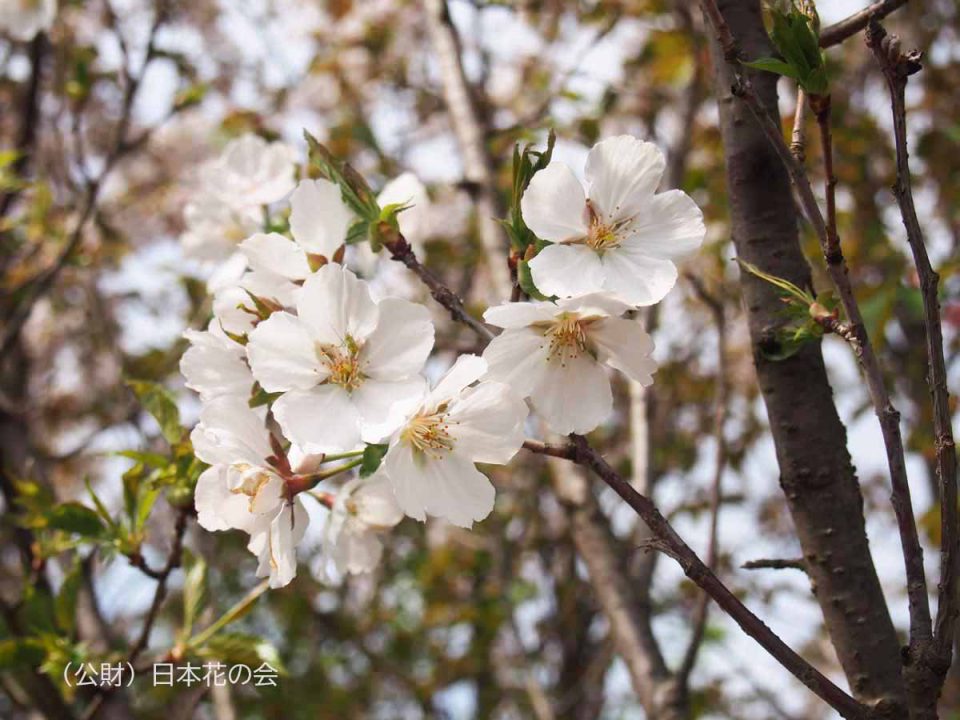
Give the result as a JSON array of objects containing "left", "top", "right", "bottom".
[
  {"left": 790, "top": 88, "right": 807, "bottom": 162},
  {"left": 699, "top": 0, "right": 931, "bottom": 658},
  {"left": 127, "top": 507, "right": 190, "bottom": 664},
  {"left": 866, "top": 20, "right": 957, "bottom": 668},
  {"left": 742, "top": 558, "right": 808, "bottom": 573},
  {"left": 819, "top": 0, "right": 909, "bottom": 49},
  {"left": 383, "top": 230, "right": 496, "bottom": 342}
]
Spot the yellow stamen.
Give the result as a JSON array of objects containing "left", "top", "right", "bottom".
[
  {"left": 544, "top": 314, "right": 588, "bottom": 366},
  {"left": 402, "top": 413, "right": 455, "bottom": 459},
  {"left": 316, "top": 336, "right": 364, "bottom": 391}
]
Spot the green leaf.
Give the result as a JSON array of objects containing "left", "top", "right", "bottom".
[
  {"left": 46, "top": 503, "right": 106, "bottom": 538},
  {"left": 56, "top": 561, "right": 83, "bottom": 634},
  {"left": 360, "top": 444, "right": 389, "bottom": 478},
  {"left": 115, "top": 450, "right": 169, "bottom": 469},
  {"left": 736, "top": 259, "right": 814, "bottom": 305},
  {"left": 127, "top": 380, "right": 183, "bottom": 444},
  {"left": 742, "top": 57, "right": 801, "bottom": 81},
  {"left": 303, "top": 131, "right": 379, "bottom": 221},
  {"left": 182, "top": 553, "right": 207, "bottom": 638},
  {"left": 197, "top": 633, "right": 286, "bottom": 674}
]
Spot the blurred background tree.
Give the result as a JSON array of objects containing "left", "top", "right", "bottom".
[{"left": 0, "top": 0, "right": 958, "bottom": 718}]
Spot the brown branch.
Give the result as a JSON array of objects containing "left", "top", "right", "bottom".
[
  {"left": 532, "top": 434, "right": 868, "bottom": 720},
  {"left": 819, "top": 0, "right": 909, "bottom": 49},
  {"left": 390, "top": 238, "right": 867, "bottom": 719},
  {"left": 699, "top": 0, "right": 930, "bottom": 661},
  {"left": 867, "top": 19, "right": 957, "bottom": 670}
]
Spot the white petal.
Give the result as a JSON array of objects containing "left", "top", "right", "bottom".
[
  {"left": 481, "top": 328, "right": 550, "bottom": 396},
  {"left": 554, "top": 293, "right": 631, "bottom": 318},
  {"left": 385, "top": 443, "right": 495, "bottom": 528},
  {"left": 264, "top": 499, "right": 308, "bottom": 588},
  {"left": 585, "top": 136, "right": 665, "bottom": 222},
  {"left": 180, "top": 329, "right": 252, "bottom": 401},
  {"left": 192, "top": 396, "right": 273, "bottom": 466},
  {"left": 528, "top": 243, "right": 604, "bottom": 299},
  {"left": 447, "top": 381, "right": 527, "bottom": 464},
  {"left": 273, "top": 385, "right": 363, "bottom": 454},
  {"left": 212, "top": 285, "right": 256, "bottom": 336},
  {"left": 589, "top": 317, "right": 658, "bottom": 386},
  {"left": 520, "top": 162, "right": 589, "bottom": 243},
  {"left": 600, "top": 247, "right": 678, "bottom": 306},
  {"left": 240, "top": 232, "right": 310, "bottom": 280},
  {"left": 296, "top": 264, "right": 379, "bottom": 346},
  {"left": 246, "top": 312, "right": 324, "bottom": 391},
  {"left": 240, "top": 269, "right": 299, "bottom": 308},
  {"left": 483, "top": 300, "right": 557, "bottom": 329},
  {"left": 359, "top": 298, "right": 434, "bottom": 379},
  {"left": 353, "top": 473, "right": 405, "bottom": 528},
  {"left": 425, "top": 354, "right": 487, "bottom": 409},
  {"left": 529, "top": 354, "right": 612, "bottom": 435},
  {"left": 620, "top": 189, "right": 705, "bottom": 259},
  {"left": 195, "top": 466, "right": 257, "bottom": 533},
  {"left": 289, "top": 179, "right": 354, "bottom": 258},
  {"left": 352, "top": 377, "right": 427, "bottom": 443}
]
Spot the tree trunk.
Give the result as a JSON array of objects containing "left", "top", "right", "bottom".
[{"left": 706, "top": 0, "right": 906, "bottom": 713}]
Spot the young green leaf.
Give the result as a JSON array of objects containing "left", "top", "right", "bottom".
[{"left": 127, "top": 380, "right": 183, "bottom": 445}]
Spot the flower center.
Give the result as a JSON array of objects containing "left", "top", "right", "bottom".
[
  {"left": 401, "top": 413, "right": 455, "bottom": 459},
  {"left": 587, "top": 219, "right": 621, "bottom": 251},
  {"left": 230, "top": 464, "right": 275, "bottom": 511},
  {"left": 317, "top": 336, "right": 364, "bottom": 391},
  {"left": 544, "top": 315, "right": 587, "bottom": 365}
]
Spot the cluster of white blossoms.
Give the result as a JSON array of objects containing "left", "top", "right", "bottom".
[
  {"left": 482, "top": 135, "right": 704, "bottom": 434},
  {"left": 0, "top": 0, "right": 56, "bottom": 41},
  {"left": 180, "top": 132, "right": 702, "bottom": 588}
]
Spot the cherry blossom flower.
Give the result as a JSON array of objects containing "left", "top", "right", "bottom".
[
  {"left": 180, "top": 193, "right": 260, "bottom": 263},
  {"left": 522, "top": 135, "right": 704, "bottom": 306},
  {"left": 180, "top": 323, "right": 252, "bottom": 402},
  {"left": 383, "top": 355, "right": 527, "bottom": 528},
  {"left": 199, "top": 134, "right": 298, "bottom": 208},
  {"left": 288, "top": 178, "right": 354, "bottom": 260},
  {"left": 321, "top": 472, "right": 403, "bottom": 578},
  {"left": 246, "top": 264, "right": 434, "bottom": 453},
  {"left": 0, "top": 0, "right": 56, "bottom": 41},
  {"left": 191, "top": 396, "right": 307, "bottom": 588},
  {"left": 482, "top": 294, "right": 657, "bottom": 434}
]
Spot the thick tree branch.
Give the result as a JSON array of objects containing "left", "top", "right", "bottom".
[
  {"left": 867, "top": 17, "right": 958, "bottom": 672},
  {"left": 819, "top": 0, "right": 909, "bottom": 48},
  {"left": 700, "top": 0, "right": 905, "bottom": 710},
  {"left": 701, "top": 0, "right": 930, "bottom": 661}
]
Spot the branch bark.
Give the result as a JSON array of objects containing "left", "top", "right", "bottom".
[
  {"left": 819, "top": 0, "right": 909, "bottom": 48},
  {"left": 700, "top": 0, "right": 906, "bottom": 712}
]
